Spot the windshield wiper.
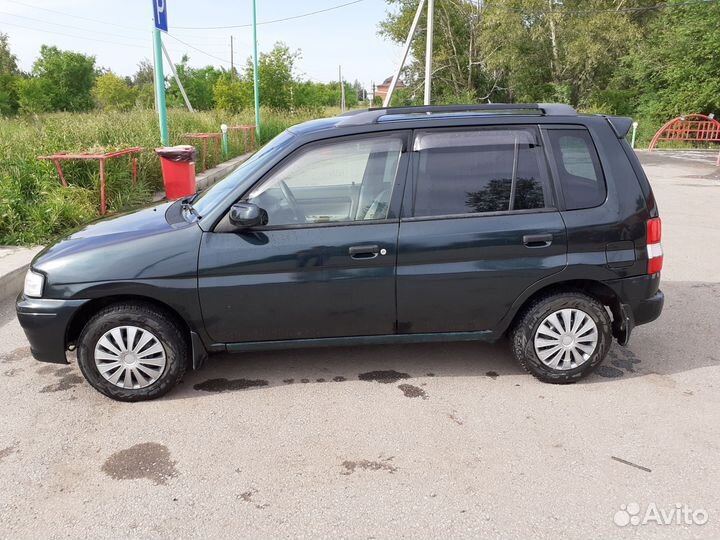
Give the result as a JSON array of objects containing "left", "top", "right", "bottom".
[
  {"left": 184, "top": 189, "right": 203, "bottom": 205},
  {"left": 181, "top": 200, "right": 202, "bottom": 221}
]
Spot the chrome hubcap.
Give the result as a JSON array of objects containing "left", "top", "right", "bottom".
[
  {"left": 94, "top": 326, "right": 166, "bottom": 389},
  {"left": 534, "top": 308, "right": 598, "bottom": 371}
]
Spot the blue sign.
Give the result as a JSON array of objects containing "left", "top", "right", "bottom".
[{"left": 153, "top": 0, "right": 168, "bottom": 32}]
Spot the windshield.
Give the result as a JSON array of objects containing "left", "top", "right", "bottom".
[{"left": 191, "top": 129, "right": 296, "bottom": 217}]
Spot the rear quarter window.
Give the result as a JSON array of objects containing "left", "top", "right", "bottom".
[{"left": 547, "top": 129, "right": 606, "bottom": 210}]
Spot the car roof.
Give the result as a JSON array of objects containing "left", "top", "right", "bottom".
[{"left": 288, "top": 103, "right": 580, "bottom": 136}]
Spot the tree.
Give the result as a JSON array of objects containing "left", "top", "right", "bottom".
[
  {"left": 133, "top": 59, "right": 155, "bottom": 86},
  {"left": 379, "top": 0, "right": 654, "bottom": 107},
  {"left": 17, "top": 45, "right": 95, "bottom": 112},
  {"left": 380, "top": 0, "right": 499, "bottom": 104},
  {"left": 244, "top": 43, "right": 299, "bottom": 110},
  {"left": 94, "top": 72, "right": 137, "bottom": 111},
  {"left": 166, "top": 55, "right": 222, "bottom": 111},
  {"left": 616, "top": 0, "right": 720, "bottom": 121},
  {"left": 213, "top": 73, "right": 252, "bottom": 112},
  {"left": 0, "top": 33, "right": 19, "bottom": 115}
]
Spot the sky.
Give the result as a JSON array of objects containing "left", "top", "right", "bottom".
[{"left": 0, "top": 0, "right": 405, "bottom": 91}]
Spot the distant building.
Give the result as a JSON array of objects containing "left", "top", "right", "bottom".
[{"left": 374, "top": 76, "right": 406, "bottom": 103}]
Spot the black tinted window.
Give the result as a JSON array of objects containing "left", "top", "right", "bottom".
[
  {"left": 547, "top": 129, "right": 606, "bottom": 210},
  {"left": 412, "top": 128, "right": 551, "bottom": 217}
]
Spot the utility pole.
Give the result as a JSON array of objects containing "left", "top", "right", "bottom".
[
  {"left": 252, "top": 0, "right": 260, "bottom": 137},
  {"left": 161, "top": 41, "right": 194, "bottom": 112},
  {"left": 424, "top": 0, "right": 434, "bottom": 105},
  {"left": 153, "top": 27, "right": 169, "bottom": 145},
  {"left": 339, "top": 65, "right": 346, "bottom": 112},
  {"left": 383, "top": 0, "right": 426, "bottom": 107},
  {"left": 230, "top": 35, "right": 234, "bottom": 77}
]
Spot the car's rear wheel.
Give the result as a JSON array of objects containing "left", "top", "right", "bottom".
[
  {"left": 511, "top": 291, "right": 612, "bottom": 383},
  {"left": 77, "top": 303, "right": 187, "bottom": 401}
]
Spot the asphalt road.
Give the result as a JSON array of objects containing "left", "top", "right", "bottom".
[{"left": 1, "top": 150, "right": 719, "bottom": 540}]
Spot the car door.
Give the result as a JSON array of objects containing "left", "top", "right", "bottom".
[
  {"left": 396, "top": 126, "right": 568, "bottom": 334},
  {"left": 198, "top": 131, "right": 409, "bottom": 344}
]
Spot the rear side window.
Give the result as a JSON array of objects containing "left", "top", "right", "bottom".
[
  {"left": 547, "top": 129, "right": 606, "bottom": 210},
  {"left": 412, "top": 127, "right": 551, "bottom": 217}
]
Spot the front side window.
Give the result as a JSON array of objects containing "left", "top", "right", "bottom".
[
  {"left": 547, "top": 129, "right": 606, "bottom": 210},
  {"left": 412, "top": 127, "right": 551, "bottom": 218},
  {"left": 246, "top": 135, "right": 403, "bottom": 226}
]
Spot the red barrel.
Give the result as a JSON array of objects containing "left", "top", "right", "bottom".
[{"left": 155, "top": 145, "right": 197, "bottom": 200}]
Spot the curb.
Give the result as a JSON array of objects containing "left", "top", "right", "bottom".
[{"left": 0, "top": 246, "right": 43, "bottom": 303}]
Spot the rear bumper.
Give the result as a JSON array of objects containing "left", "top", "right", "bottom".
[
  {"left": 606, "top": 273, "right": 664, "bottom": 344},
  {"left": 15, "top": 295, "right": 88, "bottom": 364}
]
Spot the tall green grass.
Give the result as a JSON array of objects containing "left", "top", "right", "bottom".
[{"left": 0, "top": 108, "right": 322, "bottom": 245}]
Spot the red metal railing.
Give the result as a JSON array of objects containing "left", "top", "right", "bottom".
[
  {"left": 182, "top": 133, "right": 222, "bottom": 172},
  {"left": 38, "top": 147, "right": 145, "bottom": 215},
  {"left": 648, "top": 114, "right": 720, "bottom": 165}
]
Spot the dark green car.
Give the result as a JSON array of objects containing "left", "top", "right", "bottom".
[{"left": 17, "top": 104, "right": 664, "bottom": 401}]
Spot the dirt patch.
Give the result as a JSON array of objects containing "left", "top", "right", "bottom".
[
  {"left": 239, "top": 488, "right": 257, "bottom": 502},
  {"left": 398, "top": 383, "right": 428, "bottom": 399},
  {"left": 3, "top": 368, "right": 23, "bottom": 377},
  {"left": 39, "top": 367, "right": 84, "bottom": 393},
  {"left": 0, "top": 346, "right": 30, "bottom": 364},
  {"left": 36, "top": 365, "right": 59, "bottom": 375},
  {"left": 596, "top": 365, "right": 624, "bottom": 378},
  {"left": 341, "top": 457, "right": 397, "bottom": 475},
  {"left": 0, "top": 444, "right": 17, "bottom": 462},
  {"left": 194, "top": 378, "right": 268, "bottom": 393},
  {"left": 102, "top": 442, "right": 177, "bottom": 485},
  {"left": 358, "top": 370, "right": 410, "bottom": 384}
]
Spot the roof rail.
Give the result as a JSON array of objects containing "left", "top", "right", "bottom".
[{"left": 337, "top": 103, "right": 577, "bottom": 126}]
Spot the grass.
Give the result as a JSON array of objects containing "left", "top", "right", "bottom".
[{"left": 0, "top": 108, "right": 325, "bottom": 245}]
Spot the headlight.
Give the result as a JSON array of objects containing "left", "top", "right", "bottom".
[{"left": 24, "top": 269, "right": 45, "bottom": 298}]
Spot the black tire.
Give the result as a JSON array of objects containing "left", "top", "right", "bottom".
[
  {"left": 77, "top": 302, "right": 188, "bottom": 402},
  {"left": 510, "top": 291, "right": 612, "bottom": 384}
]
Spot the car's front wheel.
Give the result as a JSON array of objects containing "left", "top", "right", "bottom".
[
  {"left": 511, "top": 291, "right": 612, "bottom": 383},
  {"left": 77, "top": 303, "right": 187, "bottom": 401}
]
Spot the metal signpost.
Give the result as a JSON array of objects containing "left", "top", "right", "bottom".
[
  {"left": 252, "top": 0, "right": 260, "bottom": 138},
  {"left": 152, "top": 0, "right": 170, "bottom": 146}
]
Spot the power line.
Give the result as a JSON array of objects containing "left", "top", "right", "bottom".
[
  {"left": 173, "top": 0, "right": 367, "bottom": 30},
  {"left": 0, "top": 10, "right": 147, "bottom": 41},
  {"left": 0, "top": 0, "right": 145, "bottom": 33},
  {"left": 164, "top": 33, "right": 232, "bottom": 66},
  {"left": 0, "top": 19, "right": 145, "bottom": 49}
]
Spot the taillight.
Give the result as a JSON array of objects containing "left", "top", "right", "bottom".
[{"left": 647, "top": 217, "right": 663, "bottom": 274}]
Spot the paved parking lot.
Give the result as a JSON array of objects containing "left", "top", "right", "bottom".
[{"left": 1, "top": 150, "right": 719, "bottom": 540}]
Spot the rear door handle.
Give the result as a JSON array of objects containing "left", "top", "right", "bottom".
[
  {"left": 349, "top": 244, "right": 380, "bottom": 259},
  {"left": 523, "top": 234, "right": 553, "bottom": 248}
]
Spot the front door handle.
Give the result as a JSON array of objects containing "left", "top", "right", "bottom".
[
  {"left": 523, "top": 234, "right": 553, "bottom": 248},
  {"left": 349, "top": 244, "right": 380, "bottom": 259}
]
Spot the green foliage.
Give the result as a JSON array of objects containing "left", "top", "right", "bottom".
[
  {"left": 18, "top": 45, "right": 96, "bottom": 112},
  {"left": 0, "top": 33, "right": 19, "bottom": 115},
  {"left": 244, "top": 42, "right": 298, "bottom": 110},
  {"left": 619, "top": 0, "right": 720, "bottom": 123},
  {"left": 213, "top": 74, "right": 252, "bottom": 113},
  {"left": 94, "top": 72, "right": 137, "bottom": 112},
  {"left": 166, "top": 55, "right": 222, "bottom": 111},
  {"left": 16, "top": 77, "right": 54, "bottom": 113}
]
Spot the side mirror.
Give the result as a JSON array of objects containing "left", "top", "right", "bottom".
[{"left": 229, "top": 202, "right": 268, "bottom": 229}]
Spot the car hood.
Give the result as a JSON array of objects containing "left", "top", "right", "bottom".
[{"left": 33, "top": 201, "right": 203, "bottom": 288}]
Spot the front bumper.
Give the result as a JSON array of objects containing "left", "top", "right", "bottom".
[{"left": 16, "top": 295, "right": 89, "bottom": 364}]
